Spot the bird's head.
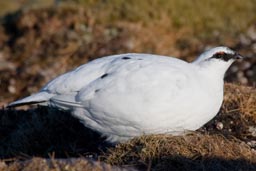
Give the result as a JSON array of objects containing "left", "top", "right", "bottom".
[{"left": 192, "top": 46, "right": 243, "bottom": 72}]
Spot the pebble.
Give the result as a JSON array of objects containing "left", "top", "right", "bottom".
[
  {"left": 8, "top": 85, "right": 16, "bottom": 94},
  {"left": 237, "top": 71, "right": 244, "bottom": 78},
  {"left": 241, "top": 61, "right": 251, "bottom": 70},
  {"left": 230, "top": 65, "right": 239, "bottom": 73},
  {"left": 216, "top": 122, "right": 224, "bottom": 130},
  {"left": 247, "top": 141, "right": 256, "bottom": 148},
  {"left": 248, "top": 126, "right": 256, "bottom": 137},
  {"left": 240, "top": 77, "right": 248, "bottom": 85}
]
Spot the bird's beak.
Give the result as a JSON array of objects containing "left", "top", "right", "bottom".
[{"left": 233, "top": 53, "right": 244, "bottom": 59}]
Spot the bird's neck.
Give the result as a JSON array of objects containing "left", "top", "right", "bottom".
[
  {"left": 195, "top": 62, "right": 228, "bottom": 94},
  {"left": 194, "top": 60, "right": 233, "bottom": 81}
]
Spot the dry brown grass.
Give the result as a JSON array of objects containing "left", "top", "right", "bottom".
[
  {"left": 0, "top": 157, "right": 134, "bottom": 171},
  {"left": 223, "top": 83, "right": 256, "bottom": 121},
  {"left": 105, "top": 133, "right": 256, "bottom": 170}
]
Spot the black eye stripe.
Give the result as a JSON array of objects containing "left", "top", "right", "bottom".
[{"left": 211, "top": 52, "right": 233, "bottom": 61}]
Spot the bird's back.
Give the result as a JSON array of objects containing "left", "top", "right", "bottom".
[{"left": 8, "top": 53, "right": 187, "bottom": 107}]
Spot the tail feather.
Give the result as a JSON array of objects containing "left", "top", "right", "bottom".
[
  {"left": 7, "top": 91, "right": 54, "bottom": 108},
  {"left": 49, "top": 94, "right": 84, "bottom": 110}
]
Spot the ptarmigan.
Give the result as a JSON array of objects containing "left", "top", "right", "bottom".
[{"left": 8, "top": 46, "right": 243, "bottom": 143}]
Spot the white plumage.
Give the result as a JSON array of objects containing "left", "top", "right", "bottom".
[{"left": 8, "top": 46, "right": 243, "bottom": 143}]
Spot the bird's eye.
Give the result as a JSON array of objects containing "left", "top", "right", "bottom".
[
  {"left": 214, "top": 52, "right": 225, "bottom": 59},
  {"left": 216, "top": 54, "right": 223, "bottom": 58}
]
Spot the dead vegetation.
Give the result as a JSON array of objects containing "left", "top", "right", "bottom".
[
  {"left": 0, "top": 157, "right": 134, "bottom": 171},
  {"left": 106, "top": 134, "right": 256, "bottom": 171}
]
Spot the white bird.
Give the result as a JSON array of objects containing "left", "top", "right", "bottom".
[{"left": 8, "top": 46, "right": 243, "bottom": 143}]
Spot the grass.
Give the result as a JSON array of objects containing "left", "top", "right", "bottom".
[
  {"left": 80, "top": 0, "right": 256, "bottom": 33},
  {"left": 1, "top": 0, "right": 256, "bottom": 39},
  {"left": 106, "top": 134, "right": 256, "bottom": 170},
  {"left": 0, "top": 157, "right": 126, "bottom": 171},
  {"left": 0, "top": 0, "right": 54, "bottom": 16}
]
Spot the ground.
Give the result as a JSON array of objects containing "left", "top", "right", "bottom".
[{"left": 0, "top": 2, "right": 256, "bottom": 171}]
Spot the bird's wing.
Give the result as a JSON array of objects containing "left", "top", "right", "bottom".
[
  {"left": 42, "top": 53, "right": 187, "bottom": 95},
  {"left": 41, "top": 54, "right": 122, "bottom": 94},
  {"left": 8, "top": 54, "right": 125, "bottom": 107}
]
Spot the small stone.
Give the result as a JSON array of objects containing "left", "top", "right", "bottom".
[
  {"left": 230, "top": 65, "right": 239, "bottom": 73},
  {"left": 241, "top": 61, "right": 251, "bottom": 70},
  {"left": 240, "top": 77, "right": 248, "bottom": 85},
  {"left": 251, "top": 149, "right": 256, "bottom": 154},
  {"left": 247, "top": 140, "right": 256, "bottom": 148},
  {"left": 8, "top": 85, "right": 16, "bottom": 94},
  {"left": 125, "top": 39, "right": 135, "bottom": 50},
  {"left": 237, "top": 71, "right": 244, "bottom": 78},
  {"left": 216, "top": 122, "right": 223, "bottom": 130},
  {"left": 248, "top": 126, "right": 256, "bottom": 137}
]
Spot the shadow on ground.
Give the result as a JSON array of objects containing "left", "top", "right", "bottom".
[
  {"left": 151, "top": 156, "right": 256, "bottom": 171},
  {"left": 0, "top": 107, "right": 108, "bottom": 159}
]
